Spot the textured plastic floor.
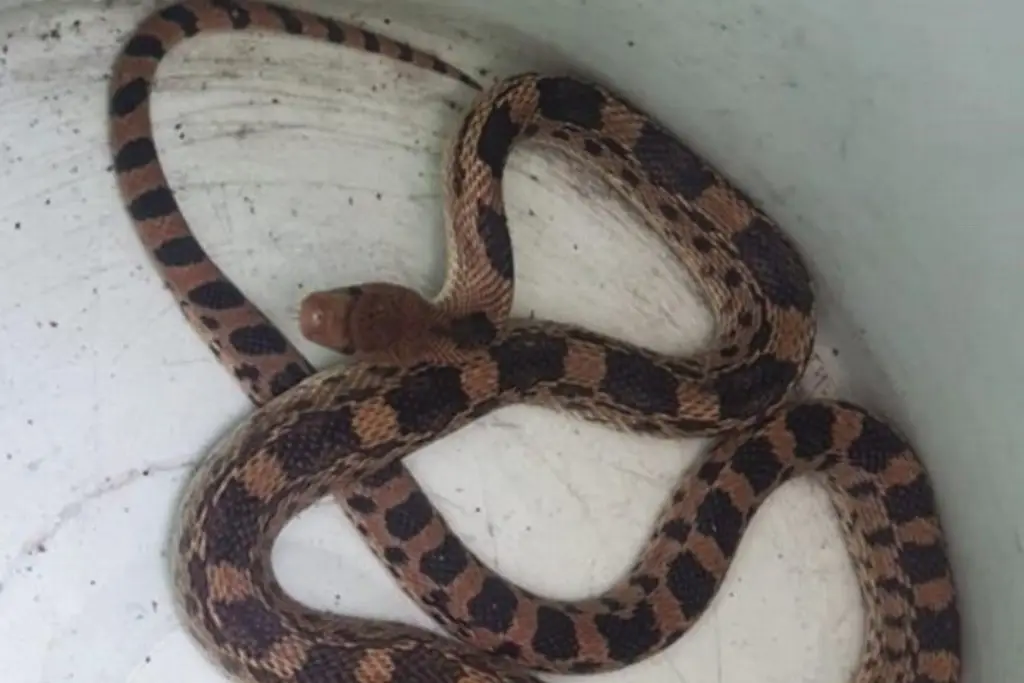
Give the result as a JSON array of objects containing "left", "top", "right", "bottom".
[{"left": 0, "top": 2, "right": 874, "bottom": 681}]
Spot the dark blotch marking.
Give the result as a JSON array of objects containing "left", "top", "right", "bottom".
[
  {"left": 720, "top": 344, "right": 739, "bottom": 358},
  {"left": 422, "top": 588, "right": 451, "bottom": 609},
  {"left": 724, "top": 268, "right": 742, "bottom": 288},
  {"left": 187, "top": 280, "right": 245, "bottom": 310},
  {"left": 583, "top": 139, "right": 603, "bottom": 156},
  {"left": 233, "top": 363, "right": 259, "bottom": 384},
  {"left": 153, "top": 235, "right": 204, "bottom": 267},
  {"left": 732, "top": 217, "right": 813, "bottom": 314},
  {"left": 785, "top": 403, "right": 836, "bottom": 460},
  {"left": 489, "top": 641, "right": 522, "bottom": 659},
  {"left": 213, "top": 597, "right": 287, "bottom": 655},
  {"left": 632, "top": 121, "right": 715, "bottom": 199},
  {"left": 114, "top": 137, "right": 157, "bottom": 173},
  {"left": 665, "top": 550, "right": 718, "bottom": 620},
  {"left": 737, "top": 311, "right": 753, "bottom": 328},
  {"left": 202, "top": 479, "right": 264, "bottom": 566},
  {"left": 320, "top": 17, "right": 344, "bottom": 42},
  {"left": 696, "top": 459, "right": 725, "bottom": 486},
  {"left": 601, "top": 135, "right": 627, "bottom": 157},
  {"left": 383, "top": 546, "right": 408, "bottom": 566},
  {"left": 884, "top": 474, "right": 937, "bottom": 524},
  {"left": 368, "top": 365, "right": 400, "bottom": 379},
  {"left": 268, "top": 407, "right": 357, "bottom": 479},
  {"left": 900, "top": 541, "right": 950, "bottom": 585},
  {"left": 430, "top": 56, "right": 450, "bottom": 74},
  {"left": 475, "top": 101, "right": 519, "bottom": 179},
  {"left": 847, "top": 414, "right": 906, "bottom": 473},
  {"left": 549, "top": 383, "right": 593, "bottom": 399},
  {"left": 695, "top": 489, "right": 744, "bottom": 557},
  {"left": 266, "top": 4, "right": 303, "bottom": 33},
  {"left": 210, "top": 0, "right": 251, "bottom": 28},
  {"left": 386, "top": 366, "right": 469, "bottom": 435},
  {"left": 228, "top": 324, "right": 289, "bottom": 356},
  {"left": 747, "top": 318, "right": 773, "bottom": 354},
  {"left": 467, "top": 577, "right": 519, "bottom": 633},
  {"left": 361, "top": 459, "right": 403, "bottom": 488},
  {"left": 659, "top": 203, "right": 679, "bottom": 221},
  {"left": 594, "top": 602, "right": 661, "bottom": 664},
  {"left": 878, "top": 576, "right": 914, "bottom": 599},
  {"left": 912, "top": 603, "right": 960, "bottom": 653},
  {"left": 199, "top": 315, "right": 220, "bottom": 331},
  {"left": 489, "top": 331, "right": 567, "bottom": 392},
  {"left": 129, "top": 187, "right": 178, "bottom": 222},
  {"left": 847, "top": 480, "right": 879, "bottom": 499},
  {"left": 419, "top": 533, "right": 469, "bottom": 586},
  {"left": 864, "top": 527, "right": 896, "bottom": 547},
  {"left": 534, "top": 76, "right": 605, "bottom": 129},
  {"left": 601, "top": 598, "right": 624, "bottom": 611},
  {"left": 268, "top": 362, "right": 310, "bottom": 396},
  {"left": 600, "top": 349, "right": 679, "bottom": 415},
  {"left": 730, "top": 436, "right": 783, "bottom": 495},
  {"left": 633, "top": 419, "right": 662, "bottom": 433},
  {"left": 531, "top": 606, "right": 580, "bottom": 661},
  {"left": 711, "top": 355, "right": 799, "bottom": 420},
  {"left": 630, "top": 574, "right": 658, "bottom": 594},
  {"left": 447, "top": 311, "right": 497, "bottom": 348},
  {"left": 384, "top": 490, "right": 434, "bottom": 541},
  {"left": 159, "top": 3, "right": 200, "bottom": 35},
  {"left": 476, "top": 205, "right": 514, "bottom": 281},
  {"left": 396, "top": 42, "right": 413, "bottom": 62},
  {"left": 660, "top": 518, "right": 691, "bottom": 542},
  {"left": 621, "top": 168, "right": 640, "bottom": 187},
  {"left": 692, "top": 236, "right": 712, "bottom": 253},
  {"left": 883, "top": 614, "right": 906, "bottom": 628},
  {"left": 346, "top": 494, "right": 377, "bottom": 513},
  {"left": 360, "top": 29, "right": 380, "bottom": 52}
]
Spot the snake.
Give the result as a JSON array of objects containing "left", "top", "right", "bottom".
[{"left": 107, "top": 1, "right": 962, "bottom": 682}]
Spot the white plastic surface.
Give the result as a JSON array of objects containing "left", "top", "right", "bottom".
[{"left": 3, "top": 1, "right": 1016, "bottom": 682}]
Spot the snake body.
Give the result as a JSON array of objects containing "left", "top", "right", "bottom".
[{"left": 108, "top": 2, "right": 962, "bottom": 682}]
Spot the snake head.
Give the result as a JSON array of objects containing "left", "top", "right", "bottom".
[{"left": 298, "top": 283, "right": 435, "bottom": 357}]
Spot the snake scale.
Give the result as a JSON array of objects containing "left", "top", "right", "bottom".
[{"left": 107, "top": 1, "right": 962, "bottom": 682}]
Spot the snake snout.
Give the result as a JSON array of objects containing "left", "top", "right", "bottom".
[{"left": 298, "top": 290, "right": 355, "bottom": 354}]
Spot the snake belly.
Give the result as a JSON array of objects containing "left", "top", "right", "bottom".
[{"left": 108, "top": 3, "right": 962, "bottom": 683}]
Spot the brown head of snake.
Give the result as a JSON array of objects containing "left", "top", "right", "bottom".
[
  {"left": 298, "top": 283, "right": 448, "bottom": 364},
  {"left": 108, "top": 2, "right": 961, "bottom": 682}
]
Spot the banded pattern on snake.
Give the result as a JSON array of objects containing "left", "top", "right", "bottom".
[{"left": 107, "top": 2, "right": 962, "bottom": 682}]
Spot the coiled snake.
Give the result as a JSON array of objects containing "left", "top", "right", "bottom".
[{"left": 108, "top": 1, "right": 962, "bottom": 682}]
